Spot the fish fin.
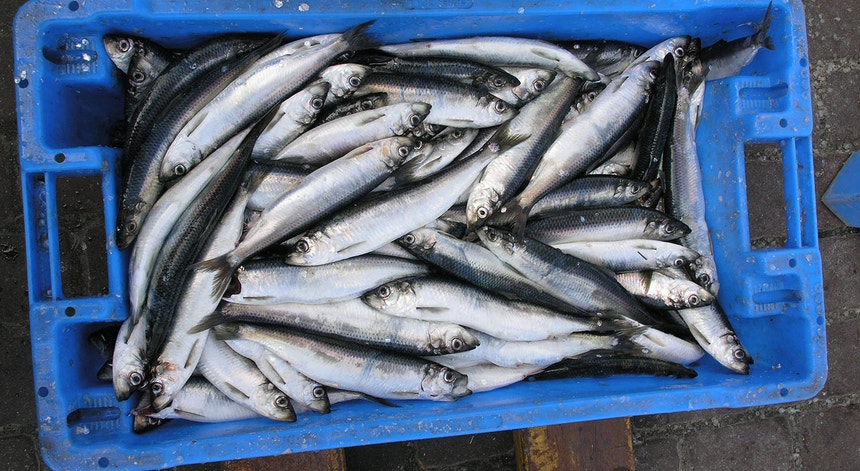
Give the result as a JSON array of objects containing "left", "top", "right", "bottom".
[
  {"left": 758, "top": 1, "right": 775, "bottom": 51},
  {"left": 221, "top": 380, "right": 251, "bottom": 400},
  {"left": 356, "top": 393, "right": 400, "bottom": 408},
  {"left": 612, "top": 325, "right": 650, "bottom": 352},
  {"left": 211, "top": 323, "right": 241, "bottom": 342},
  {"left": 529, "top": 48, "right": 560, "bottom": 62},
  {"left": 337, "top": 241, "right": 367, "bottom": 254},
  {"left": 417, "top": 306, "right": 449, "bottom": 314},
  {"left": 97, "top": 362, "right": 114, "bottom": 383},
  {"left": 356, "top": 111, "right": 388, "bottom": 125},
  {"left": 343, "top": 20, "right": 379, "bottom": 50},
  {"left": 188, "top": 254, "right": 235, "bottom": 299},
  {"left": 173, "top": 408, "right": 208, "bottom": 420},
  {"left": 349, "top": 50, "right": 397, "bottom": 66},
  {"left": 188, "top": 311, "right": 228, "bottom": 334},
  {"left": 487, "top": 197, "right": 530, "bottom": 240}
]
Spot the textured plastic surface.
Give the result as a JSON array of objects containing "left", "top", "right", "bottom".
[
  {"left": 822, "top": 151, "right": 860, "bottom": 227},
  {"left": 14, "top": 0, "right": 824, "bottom": 469}
]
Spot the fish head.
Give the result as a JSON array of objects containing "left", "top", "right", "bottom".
[
  {"left": 474, "top": 70, "right": 521, "bottom": 93},
  {"left": 113, "top": 347, "right": 147, "bottom": 401},
  {"left": 716, "top": 332, "right": 753, "bottom": 375},
  {"left": 380, "top": 136, "right": 419, "bottom": 169},
  {"left": 161, "top": 139, "right": 203, "bottom": 182},
  {"left": 429, "top": 326, "right": 480, "bottom": 354},
  {"left": 466, "top": 186, "right": 500, "bottom": 229},
  {"left": 285, "top": 232, "right": 336, "bottom": 266},
  {"left": 511, "top": 68, "right": 557, "bottom": 103},
  {"left": 391, "top": 103, "right": 431, "bottom": 137},
  {"left": 301, "top": 384, "right": 331, "bottom": 414},
  {"left": 362, "top": 280, "right": 417, "bottom": 315},
  {"left": 691, "top": 256, "right": 720, "bottom": 297},
  {"left": 320, "top": 63, "right": 371, "bottom": 98},
  {"left": 117, "top": 199, "right": 149, "bottom": 249},
  {"left": 127, "top": 60, "right": 155, "bottom": 89},
  {"left": 398, "top": 227, "right": 438, "bottom": 253},
  {"left": 573, "top": 82, "right": 606, "bottom": 115},
  {"left": 476, "top": 226, "right": 519, "bottom": 257},
  {"left": 252, "top": 383, "right": 296, "bottom": 422},
  {"left": 103, "top": 35, "right": 137, "bottom": 73},
  {"left": 620, "top": 179, "right": 650, "bottom": 200},
  {"left": 473, "top": 94, "right": 517, "bottom": 126},
  {"left": 421, "top": 364, "right": 471, "bottom": 401},
  {"left": 658, "top": 217, "right": 691, "bottom": 240},
  {"left": 291, "top": 81, "right": 330, "bottom": 125},
  {"left": 148, "top": 361, "right": 188, "bottom": 412}
]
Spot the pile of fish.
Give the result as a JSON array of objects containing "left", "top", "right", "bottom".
[{"left": 98, "top": 6, "right": 773, "bottom": 431}]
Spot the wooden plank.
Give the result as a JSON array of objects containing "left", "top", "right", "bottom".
[
  {"left": 513, "top": 418, "right": 634, "bottom": 471},
  {"left": 219, "top": 448, "right": 346, "bottom": 471}
]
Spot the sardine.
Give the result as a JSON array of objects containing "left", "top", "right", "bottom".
[
  {"left": 225, "top": 254, "right": 430, "bottom": 306},
  {"left": 550, "top": 239, "right": 702, "bottom": 273},
  {"left": 529, "top": 176, "right": 650, "bottom": 217},
  {"left": 379, "top": 36, "right": 598, "bottom": 81},
  {"left": 702, "top": 2, "right": 774, "bottom": 80},
  {"left": 362, "top": 277, "right": 620, "bottom": 342},
  {"left": 615, "top": 271, "right": 715, "bottom": 310},
  {"left": 525, "top": 206, "right": 690, "bottom": 245},
  {"left": 215, "top": 323, "right": 472, "bottom": 401},
  {"left": 491, "top": 67, "right": 557, "bottom": 107},
  {"left": 250, "top": 82, "right": 331, "bottom": 160}
]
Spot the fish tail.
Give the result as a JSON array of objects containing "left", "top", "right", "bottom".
[
  {"left": 189, "top": 254, "right": 236, "bottom": 299},
  {"left": 343, "top": 20, "right": 378, "bottom": 51},
  {"left": 210, "top": 323, "right": 241, "bottom": 342},
  {"left": 187, "top": 310, "right": 228, "bottom": 335},
  {"left": 612, "top": 325, "right": 650, "bottom": 353},
  {"left": 758, "top": 1, "right": 776, "bottom": 51},
  {"left": 354, "top": 392, "right": 400, "bottom": 408}
]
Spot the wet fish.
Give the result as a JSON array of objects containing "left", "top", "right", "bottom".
[
  {"left": 215, "top": 323, "right": 472, "bottom": 401},
  {"left": 379, "top": 36, "right": 599, "bottom": 80},
  {"left": 351, "top": 52, "right": 520, "bottom": 91},
  {"left": 529, "top": 176, "right": 650, "bottom": 217},
  {"left": 225, "top": 254, "right": 430, "bottom": 306},
  {"left": 615, "top": 271, "right": 715, "bottom": 310},
  {"left": 525, "top": 206, "right": 690, "bottom": 245},
  {"left": 550, "top": 239, "right": 702, "bottom": 273},
  {"left": 250, "top": 82, "right": 331, "bottom": 160},
  {"left": 702, "top": 2, "right": 774, "bottom": 80},
  {"left": 362, "top": 277, "right": 620, "bottom": 342}
]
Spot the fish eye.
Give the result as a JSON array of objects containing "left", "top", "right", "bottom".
[
  {"left": 415, "top": 140, "right": 425, "bottom": 150},
  {"left": 442, "top": 369, "right": 457, "bottom": 383},
  {"left": 698, "top": 273, "right": 711, "bottom": 286},
  {"left": 129, "top": 371, "right": 143, "bottom": 387},
  {"left": 174, "top": 164, "right": 187, "bottom": 176},
  {"left": 476, "top": 207, "right": 489, "bottom": 220},
  {"left": 312, "top": 386, "right": 326, "bottom": 399},
  {"left": 295, "top": 239, "right": 311, "bottom": 254},
  {"left": 274, "top": 395, "right": 290, "bottom": 409},
  {"left": 348, "top": 75, "right": 362, "bottom": 88},
  {"left": 397, "top": 146, "right": 411, "bottom": 158},
  {"left": 533, "top": 79, "right": 546, "bottom": 91},
  {"left": 451, "top": 338, "right": 464, "bottom": 351},
  {"left": 493, "top": 100, "right": 507, "bottom": 114},
  {"left": 674, "top": 46, "right": 686, "bottom": 57},
  {"left": 150, "top": 381, "right": 163, "bottom": 395},
  {"left": 688, "top": 294, "right": 700, "bottom": 306},
  {"left": 311, "top": 97, "right": 324, "bottom": 110},
  {"left": 378, "top": 285, "right": 391, "bottom": 298},
  {"left": 118, "top": 39, "right": 132, "bottom": 53},
  {"left": 409, "top": 114, "right": 422, "bottom": 127},
  {"left": 402, "top": 233, "right": 416, "bottom": 246},
  {"left": 125, "top": 221, "right": 137, "bottom": 234},
  {"left": 452, "top": 129, "right": 463, "bottom": 139},
  {"left": 361, "top": 99, "right": 374, "bottom": 110},
  {"left": 673, "top": 258, "right": 686, "bottom": 268},
  {"left": 492, "top": 76, "right": 506, "bottom": 87},
  {"left": 485, "top": 228, "right": 497, "bottom": 242},
  {"left": 664, "top": 223, "right": 677, "bottom": 234},
  {"left": 733, "top": 349, "right": 747, "bottom": 360},
  {"left": 131, "top": 70, "right": 146, "bottom": 84}
]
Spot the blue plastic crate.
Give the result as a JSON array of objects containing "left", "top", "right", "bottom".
[{"left": 14, "top": 0, "right": 825, "bottom": 469}]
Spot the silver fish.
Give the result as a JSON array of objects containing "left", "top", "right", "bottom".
[
  {"left": 227, "top": 339, "right": 330, "bottom": 414},
  {"left": 363, "top": 277, "right": 618, "bottom": 342},
  {"left": 550, "top": 239, "right": 702, "bottom": 273},
  {"left": 615, "top": 271, "right": 715, "bottom": 309},
  {"left": 285, "top": 147, "right": 497, "bottom": 266},
  {"left": 160, "top": 24, "right": 373, "bottom": 181},
  {"left": 216, "top": 323, "right": 472, "bottom": 401},
  {"left": 196, "top": 336, "right": 296, "bottom": 421},
  {"left": 491, "top": 67, "right": 557, "bottom": 107},
  {"left": 379, "top": 36, "right": 598, "bottom": 81},
  {"left": 250, "top": 81, "right": 331, "bottom": 160},
  {"left": 104, "top": 35, "right": 137, "bottom": 73},
  {"left": 319, "top": 63, "right": 372, "bottom": 107},
  {"left": 225, "top": 254, "right": 430, "bottom": 305},
  {"left": 112, "top": 314, "right": 148, "bottom": 401},
  {"left": 702, "top": 2, "right": 774, "bottom": 80},
  {"left": 271, "top": 103, "right": 430, "bottom": 165}
]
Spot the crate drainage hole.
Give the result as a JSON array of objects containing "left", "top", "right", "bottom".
[
  {"left": 54, "top": 153, "right": 66, "bottom": 163},
  {"left": 779, "top": 388, "right": 789, "bottom": 397},
  {"left": 98, "top": 457, "right": 109, "bottom": 468},
  {"left": 744, "top": 143, "right": 788, "bottom": 249},
  {"left": 779, "top": 118, "right": 788, "bottom": 128},
  {"left": 67, "top": 407, "right": 121, "bottom": 426},
  {"left": 68, "top": 1, "right": 80, "bottom": 11},
  {"left": 817, "top": 316, "right": 825, "bottom": 326},
  {"left": 65, "top": 306, "right": 75, "bottom": 317},
  {"left": 56, "top": 176, "right": 109, "bottom": 298},
  {"left": 17, "top": 78, "right": 28, "bottom": 88},
  {"left": 789, "top": 258, "right": 797, "bottom": 268},
  {"left": 38, "top": 387, "right": 49, "bottom": 397}
]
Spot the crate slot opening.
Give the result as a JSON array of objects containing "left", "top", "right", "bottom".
[
  {"left": 744, "top": 143, "right": 788, "bottom": 249},
  {"left": 66, "top": 406, "right": 121, "bottom": 426},
  {"left": 56, "top": 175, "right": 109, "bottom": 298},
  {"left": 40, "top": 82, "right": 123, "bottom": 149}
]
